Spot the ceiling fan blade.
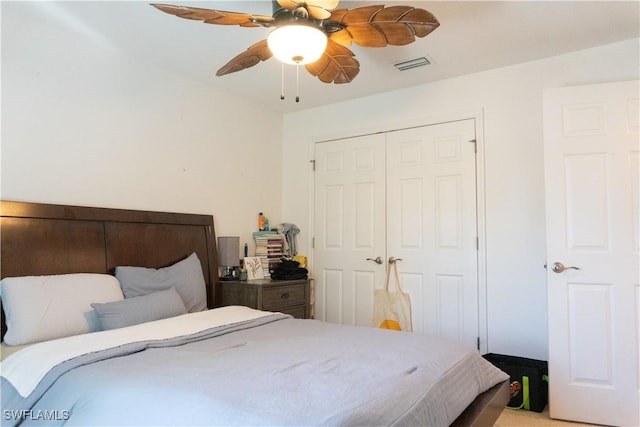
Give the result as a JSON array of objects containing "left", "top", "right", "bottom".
[
  {"left": 277, "top": 0, "right": 300, "bottom": 11},
  {"left": 305, "top": 39, "right": 360, "bottom": 84},
  {"left": 278, "top": 0, "right": 339, "bottom": 10},
  {"left": 277, "top": 0, "right": 338, "bottom": 19},
  {"left": 328, "top": 5, "right": 439, "bottom": 47},
  {"left": 309, "top": 0, "right": 340, "bottom": 11},
  {"left": 308, "top": 0, "right": 340, "bottom": 18},
  {"left": 151, "top": 4, "right": 274, "bottom": 27},
  {"left": 216, "top": 40, "right": 273, "bottom": 77},
  {"left": 307, "top": 5, "right": 331, "bottom": 19}
]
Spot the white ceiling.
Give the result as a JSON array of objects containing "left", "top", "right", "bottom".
[{"left": 13, "top": 1, "right": 640, "bottom": 113}]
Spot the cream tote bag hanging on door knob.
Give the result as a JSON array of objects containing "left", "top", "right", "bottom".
[{"left": 372, "top": 259, "right": 413, "bottom": 331}]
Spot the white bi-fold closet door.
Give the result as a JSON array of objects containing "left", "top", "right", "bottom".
[{"left": 313, "top": 119, "right": 479, "bottom": 350}]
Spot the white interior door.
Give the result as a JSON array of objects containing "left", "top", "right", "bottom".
[
  {"left": 314, "top": 119, "right": 479, "bottom": 350},
  {"left": 386, "top": 120, "right": 478, "bottom": 348},
  {"left": 313, "top": 133, "right": 386, "bottom": 326},
  {"left": 543, "top": 80, "right": 639, "bottom": 426}
]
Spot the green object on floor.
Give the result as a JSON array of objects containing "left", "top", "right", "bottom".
[{"left": 522, "top": 376, "right": 530, "bottom": 410}]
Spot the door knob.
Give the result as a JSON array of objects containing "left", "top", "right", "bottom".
[
  {"left": 551, "top": 262, "right": 580, "bottom": 273},
  {"left": 388, "top": 256, "right": 403, "bottom": 264},
  {"left": 366, "top": 256, "right": 383, "bottom": 265}
]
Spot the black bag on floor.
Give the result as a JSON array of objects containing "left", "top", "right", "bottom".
[{"left": 483, "top": 353, "right": 549, "bottom": 412}]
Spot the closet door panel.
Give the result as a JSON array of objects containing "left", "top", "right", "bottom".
[
  {"left": 314, "top": 134, "right": 386, "bottom": 326},
  {"left": 386, "top": 120, "right": 478, "bottom": 348}
]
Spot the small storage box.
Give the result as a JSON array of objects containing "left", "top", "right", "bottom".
[{"left": 483, "top": 353, "right": 548, "bottom": 412}]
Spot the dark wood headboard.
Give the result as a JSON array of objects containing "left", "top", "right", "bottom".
[{"left": 0, "top": 201, "right": 219, "bottom": 339}]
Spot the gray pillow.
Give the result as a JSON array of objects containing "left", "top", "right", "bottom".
[
  {"left": 91, "top": 288, "right": 187, "bottom": 330},
  {"left": 115, "top": 252, "right": 207, "bottom": 312}
]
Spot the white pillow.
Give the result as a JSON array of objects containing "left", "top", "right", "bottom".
[{"left": 1, "top": 273, "right": 124, "bottom": 346}]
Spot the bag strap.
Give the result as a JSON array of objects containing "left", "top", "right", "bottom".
[
  {"left": 383, "top": 262, "right": 392, "bottom": 291},
  {"left": 384, "top": 262, "right": 403, "bottom": 292}
]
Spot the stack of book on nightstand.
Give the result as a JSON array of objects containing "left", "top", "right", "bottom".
[{"left": 252, "top": 231, "right": 284, "bottom": 278}]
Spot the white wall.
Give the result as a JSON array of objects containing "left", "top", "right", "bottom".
[
  {"left": 4, "top": 1, "right": 639, "bottom": 361},
  {"left": 1, "top": 2, "right": 283, "bottom": 250},
  {"left": 281, "top": 38, "right": 640, "bottom": 360}
]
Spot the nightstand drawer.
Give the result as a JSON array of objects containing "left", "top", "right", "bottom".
[
  {"left": 219, "top": 278, "right": 311, "bottom": 319},
  {"left": 262, "top": 284, "right": 306, "bottom": 309}
]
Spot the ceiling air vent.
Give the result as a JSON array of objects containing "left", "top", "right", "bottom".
[{"left": 393, "top": 57, "right": 431, "bottom": 71}]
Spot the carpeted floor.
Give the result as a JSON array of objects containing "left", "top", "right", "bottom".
[{"left": 495, "top": 407, "right": 604, "bottom": 426}]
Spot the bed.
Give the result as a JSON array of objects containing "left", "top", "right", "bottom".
[{"left": 0, "top": 201, "right": 509, "bottom": 427}]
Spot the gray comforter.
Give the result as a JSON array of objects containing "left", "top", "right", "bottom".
[{"left": 1, "top": 312, "right": 507, "bottom": 426}]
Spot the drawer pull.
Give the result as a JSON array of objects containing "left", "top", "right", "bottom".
[{"left": 281, "top": 293, "right": 290, "bottom": 299}]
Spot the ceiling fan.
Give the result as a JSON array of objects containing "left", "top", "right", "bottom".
[{"left": 151, "top": 1, "right": 439, "bottom": 101}]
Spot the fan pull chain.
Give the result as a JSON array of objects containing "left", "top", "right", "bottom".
[
  {"left": 280, "top": 63, "right": 285, "bottom": 100},
  {"left": 296, "top": 63, "right": 300, "bottom": 103},
  {"left": 277, "top": 63, "right": 303, "bottom": 103}
]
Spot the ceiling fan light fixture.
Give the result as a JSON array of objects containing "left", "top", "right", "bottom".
[{"left": 267, "top": 24, "right": 327, "bottom": 65}]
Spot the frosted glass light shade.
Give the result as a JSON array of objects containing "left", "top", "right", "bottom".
[{"left": 267, "top": 24, "right": 327, "bottom": 65}]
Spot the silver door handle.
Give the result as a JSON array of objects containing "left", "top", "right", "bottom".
[
  {"left": 551, "top": 262, "right": 580, "bottom": 273},
  {"left": 388, "top": 256, "right": 403, "bottom": 264},
  {"left": 366, "top": 256, "right": 383, "bottom": 265}
]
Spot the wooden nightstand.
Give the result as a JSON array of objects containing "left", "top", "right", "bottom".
[{"left": 219, "top": 278, "right": 311, "bottom": 319}]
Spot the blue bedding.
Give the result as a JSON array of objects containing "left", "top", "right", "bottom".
[{"left": 1, "top": 309, "right": 507, "bottom": 426}]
